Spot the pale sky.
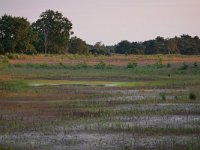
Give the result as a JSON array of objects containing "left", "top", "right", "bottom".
[{"left": 0, "top": 0, "right": 200, "bottom": 45}]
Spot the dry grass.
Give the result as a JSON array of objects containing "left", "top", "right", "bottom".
[{"left": 8, "top": 54, "right": 200, "bottom": 66}]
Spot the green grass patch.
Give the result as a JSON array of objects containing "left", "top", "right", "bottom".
[{"left": 0, "top": 80, "right": 28, "bottom": 91}]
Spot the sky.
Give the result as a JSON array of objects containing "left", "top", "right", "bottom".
[{"left": 0, "top": 0, "right": 200, "bottom": 45}]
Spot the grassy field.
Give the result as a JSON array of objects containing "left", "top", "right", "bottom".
[{"left": 0, "top": 54, "right": 200, "bottom": 150}]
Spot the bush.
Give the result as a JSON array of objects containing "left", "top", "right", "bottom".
[
  {"left": 189, "top": 93, "right": 196, "bottom": 100},
  {"left": 95, "top": 61, "right": 107, "bottom": 69},
  {"left": 127, "top": 62, "right": 137, "bottom": 69}
]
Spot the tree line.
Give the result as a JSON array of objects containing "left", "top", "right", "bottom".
[
  {"left": 0, "top": 10, "right": 200, "bottom": 55},
  {"left": 115, "top": 36, "right": 200, "bottom": 55}
]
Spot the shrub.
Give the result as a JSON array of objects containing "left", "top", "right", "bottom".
[
  {"left": 127, "top": 62, "right": 137, "bottom": 69},
  {"left": 95, "top": 61, "right": 107, "bottom": 69},
  {"left": 189, "top": 93, "right": 196, "bottom": 100}
]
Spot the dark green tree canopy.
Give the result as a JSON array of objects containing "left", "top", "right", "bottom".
[
  {"left": 115, "top": 40, "right": 145, "bottom": 54},
  {"left": 68, "top": 37, "right": 88, "bottom": 54},
  {"left": 0, "top": 11, "right": 200, "bottom": 55},
  {"left": 32, "top": 10, "right": 73, "bottom": 54},
  {"left": 90, "top": 42, "right": 111, "bottom": 56},
  {"left": 178, "top": 34, "right": 199, "bottom": 55},
  {"left": 115, "top": 40, "right": 132, "bottom": 54},
  {"left": 0, "top": 14, "right": 35, "bottom": 54}
]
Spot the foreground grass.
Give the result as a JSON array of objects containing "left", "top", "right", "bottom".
[{"left": 0, "top": 55, "right": 200, "bottom": 149}]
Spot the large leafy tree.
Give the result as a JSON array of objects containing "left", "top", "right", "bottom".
[
  {"left": 131, "top": 42, "right": 145, "bottom": 54},
  {"left": 68, "top": 37, "right": 88, "bottom": 54},
  {"left": 143, "top": 37, "right": 167, "bottom": 54},
  {"left": 0, "top": 14, "right": 35, "bottom": 54},
  {"left": 165, "top": 37, "right": 180, "bottom": 54},
  {"left": 178, "top": 35, "right": 199, "bottom": 55},
  {"left": 32, "top": 10, "right": 73, "bottom": 54},
  {"left": 115, "top": 40, "right": 132, "bottom": 54}
]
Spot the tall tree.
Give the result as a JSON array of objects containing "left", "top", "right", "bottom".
[
  {"left": 68, "top": 37, "right": 88, "bottom": 54},
  {"left": 32, "top": 10, "right": 73, "bottom": 54},
  {"left": 0, "top": 14, "right": 35, "bottom": 54},
  {"left": 131, "top": 42, "right": 145, "bottom": 54},
  {"left": 178, "top": 35, "right": 199, "bottom": 55},
  {"left": 165, "top": 37, "right": 180, "bottom": 54},
  {"left": 115, "top": 40, "right": 132, "bottom": 54}
]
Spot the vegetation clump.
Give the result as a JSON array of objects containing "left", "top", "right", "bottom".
[
  {"left": 189, "top": 93, "right": 196, "bottom": 100},
  {"left": 95, "top": 61, "right": 107, "bottom": 69},
  {"left": 127, "top": 62, "right": 137, "bottom": 69}
]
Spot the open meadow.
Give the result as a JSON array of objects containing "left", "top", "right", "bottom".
[{"left": 0, "top": 54, "right": 200, "bottom": 150}]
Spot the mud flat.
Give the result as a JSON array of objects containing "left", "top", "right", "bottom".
[{"left": 0, "top": 131, "right": 199, "bottom": 150}]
